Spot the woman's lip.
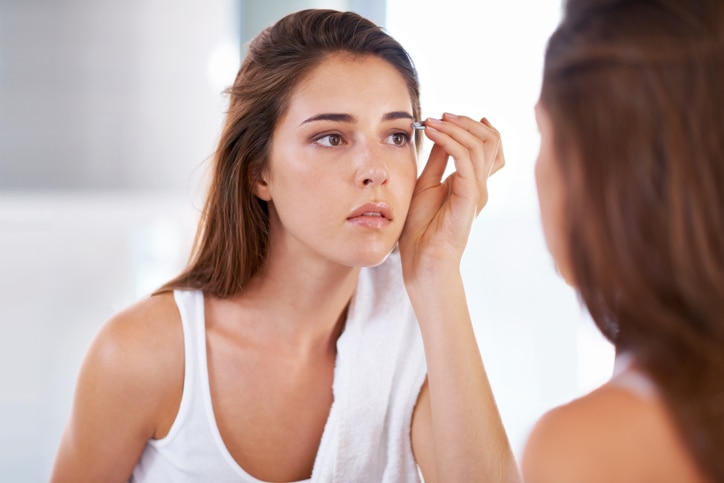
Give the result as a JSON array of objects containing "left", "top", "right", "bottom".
[
  {"left": 347, "top": 202, "right": 392, "bottom": 220},
  {"left": 346, "top": 215, "right": 391, "bottom": 229}
]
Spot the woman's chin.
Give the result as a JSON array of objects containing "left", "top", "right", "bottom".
[{"left": 343, "top": 246, "right": 396, "bottom": 269}]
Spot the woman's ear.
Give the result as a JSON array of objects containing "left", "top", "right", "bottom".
[{"left": 253, "top": 172, "right": 272, "bottom": 201}]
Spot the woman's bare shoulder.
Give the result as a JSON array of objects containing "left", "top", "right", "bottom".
[
  {"left": 522, "top": 382, "right": 704, "bottom": 483},
  {"left": 106, "top": 292, "right": 183, "bottom": 337},
  {"left": 92, "top": 293, "right": 185, "bottom": 400},
  {"left": 83, "top": 292, "right": 185, "bottom": 408}
]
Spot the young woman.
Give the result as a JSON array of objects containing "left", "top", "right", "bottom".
[
  {"left": 51, "top": 9, "right": 518, "bottom": 483},
  {"left": 523, "top": 0, "right": 724, "bottom": 482}
]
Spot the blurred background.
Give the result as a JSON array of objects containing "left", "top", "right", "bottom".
[{"left": 0, "top": 0, "right": 613, "bottom": 480}]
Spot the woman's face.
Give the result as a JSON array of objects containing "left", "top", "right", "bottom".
[
  {"left": 534, "top": 102, "right": 573, "bottom": 283},
  {"left": 256, "top": 53, "right": 418, "bottom": 268}
]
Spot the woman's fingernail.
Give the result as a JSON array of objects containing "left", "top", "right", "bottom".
[
  {"left": 443, "top": 112, "right": 459, "bottom": 119},
  {"left": 427, "top": 117, "right": 442, "bottom": 124}
]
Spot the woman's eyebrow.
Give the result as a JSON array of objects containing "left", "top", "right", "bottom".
[
  {"left": 300, "top": 111, "right": 414, "bottom": 126},
  {"left": 300, "top": 113, "right": 355, "bottom": 125},
  {"left": 383, "top": 111, "right": 414, "bottom": 122}
]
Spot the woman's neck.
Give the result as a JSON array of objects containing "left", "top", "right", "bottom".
[{"left": 223, "top": 248, "right": 361, "bottom": 356}]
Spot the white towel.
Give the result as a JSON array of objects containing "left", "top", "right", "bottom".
[{"left": 311, "top": 249, "right": 428, "bottom": 482}]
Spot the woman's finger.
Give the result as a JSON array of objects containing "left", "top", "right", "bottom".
[
  {"left": 424, "top": 115, "right": 504, "bottom": 214},
  {"left": 428, "top": 115, "right": 501, "bottom": 181},
  {"left": 423, "top": 120, "right": 477, "bottom": 184},
  {"left": 416, "top": 142, "right": 450, "bottom": 192},
  {"left": 444, "top": 114, "right": 501, "bottom": 178},
  {"left": 480, "top": 117, "right": 505, "bottom": 176}
]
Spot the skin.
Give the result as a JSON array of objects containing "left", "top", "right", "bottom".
[
  {"left": 522, "top": 104, "right": 705, "bottom": 483},
  {"left": 51, "top": 53, "right": 519, "bottom": 482}
]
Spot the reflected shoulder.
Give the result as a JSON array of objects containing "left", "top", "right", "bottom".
[{"left": 522, "top": 383, "right": 703, "bottom": 483}]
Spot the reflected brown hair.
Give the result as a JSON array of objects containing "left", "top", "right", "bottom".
[
  {"left": 156, "top": 9, "right": 420, "bottom": 298},
  {"left": 541, "top": 0, "right": 724, "bottom": 479}
]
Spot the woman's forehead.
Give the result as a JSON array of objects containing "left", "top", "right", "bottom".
[{"left": 284, "top": 54, "right": 414, "bottom": 120}]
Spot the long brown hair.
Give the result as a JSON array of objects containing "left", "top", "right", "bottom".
[
  {"left": 157, "top": 9, "right": 421, "bottom": 298},
  {"left": 541, "top": 0, "right": 724, "bottom": 479}
]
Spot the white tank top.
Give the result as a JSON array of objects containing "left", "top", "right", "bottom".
[{"left": 130, "top": 250, "right": 427, "bottom": 482}]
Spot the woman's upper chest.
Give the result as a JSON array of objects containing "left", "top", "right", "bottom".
[{"left": 203, "top": 312, "right": 338, "bottom": 482}]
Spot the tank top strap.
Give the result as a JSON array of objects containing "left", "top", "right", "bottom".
[
  {"left": 153, "top": 289, "right": 207, "bottom": 444},
  {"left": 610, "top": 352, "right": 658, "bottom": 401},
  {"left": 173, "top": 288, "right": 207, "bottom": 384}
]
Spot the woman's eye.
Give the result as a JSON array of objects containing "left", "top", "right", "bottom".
[
  {"left": 385, "top": 132, "right": 410, "bottom": 146},
  {"left": 316, "top": 134, "right": 343, "bottom": 147}
]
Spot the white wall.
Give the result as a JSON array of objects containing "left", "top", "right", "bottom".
[
  {"left": 0, "top": 0, "right": 238, "bottom": 191},
  {"left": 0, "top": 192, "right": 198, "bottom": 481}
]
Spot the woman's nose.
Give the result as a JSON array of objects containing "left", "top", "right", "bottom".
[{"left": 355, "top": 145, "right": 389, "bottom": 187}]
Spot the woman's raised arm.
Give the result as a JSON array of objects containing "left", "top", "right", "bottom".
[{"left": 399, "top": 113, "right": 519, "bottom": 483}]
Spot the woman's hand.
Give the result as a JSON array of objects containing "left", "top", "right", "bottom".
[{"left": 399, "top": 114, "right": 504, "bottom": 281}]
